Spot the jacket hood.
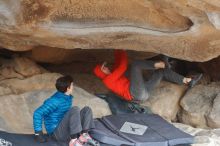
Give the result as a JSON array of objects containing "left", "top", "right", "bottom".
[{"left": 93, "top": 64, "right": 107, "bottom": 79}]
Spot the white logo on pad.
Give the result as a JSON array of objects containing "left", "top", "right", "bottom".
[
  {"left": 120, "top": 122, "right": 147, "bottom": 135},
  {"left": 0, "top": 138, "right": 12, "bottom": 146}
]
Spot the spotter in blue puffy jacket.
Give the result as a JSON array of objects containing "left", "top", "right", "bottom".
[{"left": 33, "top": 91, "right": 73, "bottom": 134}]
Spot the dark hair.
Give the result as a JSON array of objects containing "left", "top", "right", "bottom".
[{"left": 55, "top": 75, "right": 73, "bottom": 93}]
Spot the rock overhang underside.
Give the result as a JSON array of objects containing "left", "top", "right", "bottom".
[{"left": 0, "top": 0, "right": 220, "bottom": 62}]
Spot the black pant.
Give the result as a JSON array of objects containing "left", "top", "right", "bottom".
[
  {"left": 130, "top": 60, "right": 184, "bottom": 101},
  {"left": 53, "top": 106, "right": 95, "bottom": 142}
]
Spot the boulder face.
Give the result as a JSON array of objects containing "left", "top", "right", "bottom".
[
  {"left": 207, "top": 94, "right": 220, "bottom": 128},
  {"left": 180, "top": 82, "right": 220, "bottom": 128},
  {"left": 143, "top": 81, "right": 187, "bottom": 121},
  {"left": 0, "top": 73, "right": 61, "bottom": 94},
  {"left": 0, "top": 56, "right": 47, "bottom": 80},
  {"left": 0, "top": 0, "right": 220, "bottom": 62}
]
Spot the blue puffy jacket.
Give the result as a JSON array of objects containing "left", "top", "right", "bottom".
[{"left": 33, "top": 91, "right": 73, "bottom": 134}]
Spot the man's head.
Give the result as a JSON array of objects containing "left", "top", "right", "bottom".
[
  {"left": 101, "top": 62, "right": 111, "bottom": 75},
  {"left": 55, "top": 75, "right": 73, "bottom": 95},
  {"left": 94, "top": 62, "right": 111, "bottom": 79}
]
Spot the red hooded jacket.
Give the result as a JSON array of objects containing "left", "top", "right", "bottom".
[{"left": 93, "top": 50, "right": 133, "bottom": 101}]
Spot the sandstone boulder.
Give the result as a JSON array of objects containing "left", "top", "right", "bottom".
[
  {"left": 0, "top": 73, "right": 61, "bottom": 94},
  {"left": 207, "top": 93, "right": 220, "bottom": 128},
  {"left": 0, "top": 0, "right": 220, "bottom": 62},
  {"left": 0, "top": 66, "right": 24, "bottom": 80},
  {"left": 13, "top": 57, "right": 46, "bottom": 77},
  {"left": 0, "top": 86, "right": 12, "bottom": 96},
  {"left": 143, "top": 81, "right": 187, "bottom": 121},
  {"left": 73, "top": 86, "right": 111, "bottom": 118},
  {"left": 0, "top": 56, "right": 47, "bottom": 80},
  {"left": 180, "top": 82, "right": 220, "bottom": 128}
]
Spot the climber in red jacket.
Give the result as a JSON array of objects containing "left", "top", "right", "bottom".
[{"left": 93, "top": 50, "right": 202, "bottom": 102}]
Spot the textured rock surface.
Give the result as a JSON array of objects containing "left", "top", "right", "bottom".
[
  {"left": 0, "top": 86, "right": 12, "bottom": 96},
  {"left": 0, "top": 66, "right": 24, "bottom": 80},
  {"left": 180, "top": 82, "right": 220, "bottom": 128},
  {"left": 13, "top": 57, "right": 44, "bottom": 77},
  {"left": 0, "top": 57, "right": 46, "bottom": 80},
  {"left": 0, "top": 0, "right": 220, "bottom": 61},
  {"left": 0, "top": 87, "right": 111, "bottom": 133},
  {"left": 207, "top": 94, "right": 220, "bottom": 128},
  {"left": 143, "top": 81, "right": 187, "bottom": 121},
  {"left": 0, "top": 73, "right": 61, "bottom": 94},
  {"left": 174, "top": 123, "right": 220, "bottom": 146},
  {"left": 24, "top": 47, "right": 157, "bottom": 64},
  {"left": 73, "top": 86, "right": 111, "bottom": 118}
]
